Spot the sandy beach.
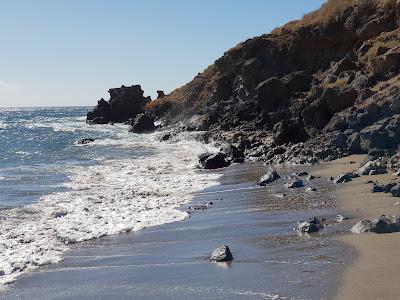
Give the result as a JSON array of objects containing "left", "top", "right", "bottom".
[{"left": 316, "top": 155, "right": 400, "bottom": 300}]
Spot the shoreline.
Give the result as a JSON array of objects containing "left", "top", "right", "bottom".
[
  {"left": 1, "top": 161, "right": 349, "bottom": 299},
  {"left": 315, "top": 155, "right": 400, "bottom": 300}
]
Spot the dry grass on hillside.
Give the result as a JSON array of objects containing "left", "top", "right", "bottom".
[
  {"left": 145, "top": 64, "right": 218, "bottom": 113},
  {"left": 272, "top": 0, "right": 396, "bottom": 34}
]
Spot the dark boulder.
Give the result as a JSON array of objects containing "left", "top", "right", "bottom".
[
  {"left": 77, "top": 138, "right": 94, "bottom": 145},
  {"left": 391, "top": 184, "right": 400, "bottom": 197},
  {"left": 360, "top": 115, "right": 400, "bottom": 151},
  {"left": 272, "top": 119, "right": 309, "bottom": 146},
  {"left": 281, "top": 71, "right": 313, "bottom": 93},
  {"left": 351, "top": 215, "right": 400, "bottom": 234},
  {"left": 330, "top": 55, "right": 357, "bottom": 75},
  {"left": 201, "top": 152, "right": 230, "bottom": 169},
  {"left": 371, "top": 182, "right": 396, "bottom": 193},
  {"left": 86, "top": 99, "right": 111, "bottom": 124},
  {"left": 210, "top": 245, "right": 233, "bottom": 262},
  {"left": 295, "top": 217, "right": 324, "bottom": 234},
  {"left": 256, "top": 78, "right": 290, "bottom": 112},
  {"left": 371, "top": 49, "right": 400, "bottom": 75},
  {"left": 285, "top": 179, "right": 303, "bottom": 188},
  {"left": 129, "top": 113, "right": 156, "bottom": 133},
  {"left": 259, "top": 170, "right": 280, "bottom": 186},
  {"left": 357, "top": 159, "right": 387, "bottom": 176},
  {"left": 334, "top": 173, "right": 358, "bottom": 184}
]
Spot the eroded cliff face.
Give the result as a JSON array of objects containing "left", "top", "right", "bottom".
[{"left": 146, "top": 0, "right": 400, "bottom": 163}]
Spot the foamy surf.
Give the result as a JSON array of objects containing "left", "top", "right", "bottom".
[{"left": 0, "top": 132, "right": 221, "bottom": 288}]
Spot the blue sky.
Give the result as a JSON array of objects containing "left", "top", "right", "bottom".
[{"left": 0, "top": 0, "right": 325, "bottom": 107}]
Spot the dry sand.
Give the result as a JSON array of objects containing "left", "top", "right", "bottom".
[{"left": 316, "top": 155, "right": 400, "bottom": 300}]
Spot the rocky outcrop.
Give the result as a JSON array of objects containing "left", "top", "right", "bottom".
[
  {"left": 210, "top": 245, "right": 233, "bottom": 262},
  {"left": 142, "top": 0, "right": 400, "bottom": 165},
  {"left": 128, "top": 113, "right": 156, "bottom": 133},
  {"left": 87, "top": 85, "right": 150, "bottom": 124}
]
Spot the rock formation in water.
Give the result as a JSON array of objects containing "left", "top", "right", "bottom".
[{"left": 87, "top": 85, "right": 150, "bottom": 124}]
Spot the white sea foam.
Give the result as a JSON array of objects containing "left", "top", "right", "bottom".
[
  {"left": 0, "top": 121, "right": 7, "bottom": 130},
  {"left": 0, "top": 133, "right": 220, "bottom": 288}
]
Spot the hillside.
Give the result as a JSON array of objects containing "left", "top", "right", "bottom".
[{"left": 143, "top": 0, "right": 400, "bottom": 164}]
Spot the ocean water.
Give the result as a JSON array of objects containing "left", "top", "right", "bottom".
[{"left": 0, "top": 107, "right": 220, "bottom": 288}]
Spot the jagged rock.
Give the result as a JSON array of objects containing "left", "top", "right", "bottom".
[
  {"left": 285, "top": 179, "right": 303, "bottom": 188},
  {"left": 390, "top": 184, "right": 400, "bottom": 197},
  {"left": 351, "top": 215, "right": 400, "bottom": 234},
  {"left": 210, "top": 245, "right": 233, "bottom": 262},
  {"left": 220, "top": 144, "right": 245, "bottom": 163},
  {"left": 307, "top": 175, "right": 316, "bottom": 180},
  {"left": 272, "top": 119, "right": 309, "bottom": 146},
  {"left": 281, "top": 71, "right": 313, "bottom": 93},
  {"left": 256, "top": 78, "right": 290, "bottom": 112},
  {"left": 295, "top": 217, "right": 323, "bottom": 233},
  {"left": 371, "top": 49, "right": 400, "bottom": 75},
  {"left": 334, "top": 173, "right": 357, "bottom": 184},
  {"left": 347, "top": 132, "right": 362, "bottom": 154},
  {"left": 129, "top": 113, "right": 156, "bottom": 133},
  {"left": 331, "top": 55, "right": 357, "bottom": 76},
  {"left": 293, "top": 171, "right": 309, "bottom": 177},
  {"left": 87, "top": 85, "right": 150, "bottom": 124},
  {"left": 371, "top": 184, "right": 385, "bottom": 193},
  {"left": 86, "top": 99, "right": 111, "bottom": 124},
  {"left": 77, "top": 138, "right": 94, "bottom": 145},
  {"left": 157, "top": 90, "right": 165, "bottom": 98},
  {"left": 360, "top": 115, "right": 400, "bottom": 151},
  {"left": 357, "top": 160, "right": 387, "bottom": 176},
  {"left": 259, "top": 170, "right": 280, "bottom": 186},
  {"left": 201, "top": 152, "right": 230, "bottom": 169}
]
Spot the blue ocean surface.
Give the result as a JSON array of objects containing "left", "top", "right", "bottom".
[{"left": 0, "top": 107, "right": 149, "bottom": 208}]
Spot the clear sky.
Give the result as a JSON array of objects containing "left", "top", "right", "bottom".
[{"left": 0, "top": 0, "right": 325, "bottom": 107}]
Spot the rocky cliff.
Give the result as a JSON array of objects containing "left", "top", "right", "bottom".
[{"left": 144, "top": 0, "right": 400, "bottom": 164}]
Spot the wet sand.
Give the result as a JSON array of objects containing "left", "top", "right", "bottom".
[
  {"left": 2, "top": 162, "right": 351, "bottom": 299},
  {"left": 315, "top": 155, "right": 400, "bottom": 300}
]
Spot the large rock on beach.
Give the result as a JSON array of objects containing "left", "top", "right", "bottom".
[
  {"left": 351, "top": 215, "right": 400, "bottom": 234},
  {"left": 210, "top": 245, "right": 233, "bottom": 262},
  {"left": 357, "top": 160, "right": 387, "bottom": 176},
  {"left": 285, "top": 179, "right": 303, "bottom": 188},
  {"left": 295, "top": 217, "right": 324, "bottom": 234},
  {"left": 390, "top": 184, "right": 400, "bottom": 197},
  {"left": 334, "top": 173, "right": 357, "bottom": 184},
  {"left": 200, "top": 152, "right": 230, "bottom": 169},
  {"left": 259, "top": 170, "right": 280, "bottom": 186}
]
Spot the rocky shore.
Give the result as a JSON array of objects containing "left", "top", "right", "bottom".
[{"left": 87, "top": 0, "right": 400, "bottom": 173}]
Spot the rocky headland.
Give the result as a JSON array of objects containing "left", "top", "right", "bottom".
[{"left": 87, "top": 0, "right": 400, "bottom": 170}]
